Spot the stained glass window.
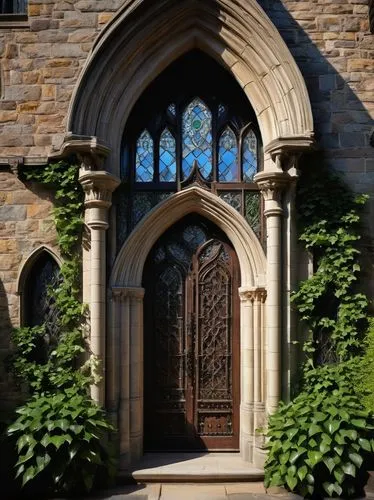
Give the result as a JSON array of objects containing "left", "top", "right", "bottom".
[
  {"left": 182, "top": 98, "right": 212, "bottom": 180},
  {"left": 218, "top": 103, "right": 226, "bottom": 117},
  {"left": 136, "top": 130, "right": 154, "bottom": 182},
  {"left": 159, "top": 129, "right": 177, "bottom": 182},
  {"left": 218, "top": 127, "right": 238, "bottom": 182},
  {"left": 167, "top": 103, "right": 176, "bottom": 116},
  {"left": 218, "top": 191, "right": 242, "bottom": 213},
  {"left": 242, "top": 130, "right": 258, "bottom": 182}
]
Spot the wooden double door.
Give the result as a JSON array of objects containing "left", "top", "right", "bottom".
[{"left": 144, "top": 216, "right": 240, "bottom": 451}]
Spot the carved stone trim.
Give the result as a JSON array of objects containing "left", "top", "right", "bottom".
[
  {"left": 50, "top": 134, "right": 111, "bottom": 168},
  {"left": 254, "top": 171, "right": 290, "bottom": 203},
  {"left": 264, "top": 136, "right": 315, "bottom": 160},
  {"left": 79, "top": 170, "right": 120, "bottom": 210},
  {"left": 239, "top": 287, "right": 267, "bottom": 303}
]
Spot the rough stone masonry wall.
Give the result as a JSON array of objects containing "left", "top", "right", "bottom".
[{"left": 0, "top": 0, "right": 373, "bottom": 412}]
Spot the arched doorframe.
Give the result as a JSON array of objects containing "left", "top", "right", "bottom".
[
  {"left": 57, "top": 0, "right": 316, "bottom": 470},
  {"left": 109, "top": 186, "right": 267, "bottom": 467}
]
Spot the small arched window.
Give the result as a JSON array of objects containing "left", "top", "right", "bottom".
[
  {"left": 118, "top": 51, "right": 264, "bottom": 249},
  {"left": 22, "top": 251, "right": 60, "bottom": 331},
  {"left": 182, "top": 98, "right": 213, "bottom": 180},
  {"left": 218, "top": 127, "right": 238, "bottom": 182},
  {"left": 159, "top": 128, "right": 177, "bottom": 182},
  {"left": 135, "top": 130, "right": 154, "bottom": 182}
]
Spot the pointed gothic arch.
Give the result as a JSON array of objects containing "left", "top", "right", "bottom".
[
  {"left": 67, "top": 0, "right": 314, "bottom": 177},
  {"left": 108, "top": 187, "right": 267, "bottom": 467},
  {"left": 17, "top": 246, "right": 61, "bottom": 326},
  {"left": 110, "top": 186, "right": 266, "bottom": 288}
]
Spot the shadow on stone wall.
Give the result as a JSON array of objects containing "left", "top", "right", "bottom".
[
  {"left": 0, "top": 277, "right": 20, "bottom": 499},
  {"left": 255, "top": 0, "right": 374, "bottom": 389}
]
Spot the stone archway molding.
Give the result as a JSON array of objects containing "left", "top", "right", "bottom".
[
  {"left": 110, "top": 186, "right": 266, "bottom": 288},
  {"left": 108, "top": 186, "right": 269, "bottom": 468},
  {"left": 66, "top": 0, "right": 314, "bottom": 177}
]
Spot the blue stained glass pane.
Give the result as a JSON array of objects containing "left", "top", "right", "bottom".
[
  {"left": 167, "top": 103, "right": 176, "bottom": 116},
  {"left": 218, "top": 127, "right": 238, "bottom": 182},
  {"left": 182, "top": 98, "right": 212, "bottom": 179},
  {"left": 159, "top": 129, "right": 176, "bottom": 182},
  {"left": 218, "top": 104, "right": 226, "bottom": 117},
  {"left": 242, "top": 130, "right": 258, "bottom": 182},
  {"left": 136, "top": 130, "right": 154, "bottom": 182}
]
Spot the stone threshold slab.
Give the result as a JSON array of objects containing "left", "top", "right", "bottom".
[{"left": 128, "top": 453, "right": 264, "bottom": 483}]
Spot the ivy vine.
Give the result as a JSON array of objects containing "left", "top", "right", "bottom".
[
  {"left": 9, "top": 160, "right": 96, "bottom": 393},
  {"left": 5, "top": 160, "right": 115, "bottom": 495},
  {"left": 264, "top": 163, "right": 373, "bottom": 498},
  {"left": 291, "top": 164, "right": 369, "bottom": 375}
]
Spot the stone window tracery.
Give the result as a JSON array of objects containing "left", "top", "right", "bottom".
[{"left": 117, "top": 51, "right": 265, "bottom": 251}]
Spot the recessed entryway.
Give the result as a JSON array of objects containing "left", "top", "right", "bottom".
[{"left": 143, "top": 216, "right": 240, "bottom": 452}]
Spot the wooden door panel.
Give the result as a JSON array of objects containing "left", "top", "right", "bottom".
[
  {"left": 192, "top": 241, "right": 239, "bottom": 449},
  {"left": 143, "top": 217, "right": 239, "bottom": 451}
]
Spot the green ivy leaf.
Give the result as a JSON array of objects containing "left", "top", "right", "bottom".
[
  {"left": 308, "top": 423, "right": 323, "bottom": 437},
  {"left": 358, "top": 438, "right": 371, "bottom": 452},
  {"left": 342, "top": 462, "right": 356, "bottom": 477},
  {"left": 297, "top": 465, "right": 308, "bottom": 481},
  {"left": 286, "top": 474, "right": 297, "bottom": 491},
  {"left": 323, "top": 457, "right": 336, "bottom": 473},
  {"left": 348, "top": 452, "right": 363, "bottom": 468},
  {"left": 307, "top": 450, "right": 323, "bottom": 466}
]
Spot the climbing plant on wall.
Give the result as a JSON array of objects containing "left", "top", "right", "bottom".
[
  {"left": 6, "top": 160, "right": 116, "bottom": 495},
  {"left": 264, "top": 162, "right": 373, "bottom": 498}
]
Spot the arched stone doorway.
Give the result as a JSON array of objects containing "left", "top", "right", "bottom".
[
  {"left": 59, "top": 0, "right": 315, "bottom": 473},
  {"left": 143, "top": 215, "right": 241, "bottom": 452},
  {"left": 109, "top": 186, "right": 266, "bottom": 468}
]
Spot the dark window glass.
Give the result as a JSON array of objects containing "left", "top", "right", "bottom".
[
  {"left": 0, "top": 0, "right": 27, "bottom": 13},
  {"left": 24, "top": 253, "right": 60, "bottom": 330}
]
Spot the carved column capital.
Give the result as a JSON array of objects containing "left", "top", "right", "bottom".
[
  {"left": 79, "top": 171, "right": 120, "bottom": 230},
  {"left": 239, "top": 287, "right": 267, "bottom": 303},
  {"left": 254, "top": 170, "right": 291, "bottom": 217}
]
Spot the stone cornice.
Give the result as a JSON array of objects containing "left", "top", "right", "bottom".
[
  {"left": 51, "top": 134, "right": 111, "bottom": 171},
  {"left": 264, "top": 136, "right": 315, "bottom": 161}
]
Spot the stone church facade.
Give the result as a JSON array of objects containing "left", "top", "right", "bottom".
[{"left": 0, "top": 0, "right": 373, "bottom": 471}]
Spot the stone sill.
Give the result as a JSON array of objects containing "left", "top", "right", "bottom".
[{"left": 0, "top": 14, "right": 28, "bottom": 29}]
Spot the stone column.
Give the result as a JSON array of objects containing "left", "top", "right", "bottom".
[
  {"left": 255, "top": 170, "right": 290, "bottom": 415},
  {"left": 79, "top": 170, "right": 120, "bottom": 405},
  {"left": 239, "top": 286, "right": 267, "bottom": 463},
  {"left": 110, "top": 286, "right": 144, "bottom": 471},
  {"left": 282, "top": 156, "right": 299, "bottom": 401}
]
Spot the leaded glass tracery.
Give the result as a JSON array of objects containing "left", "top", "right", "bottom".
[
  {"left": 218, "top": 127, "right": 238, "bottom": 182},
  {"left": 159, "top": 129, "right": 177, "bottom": 182},
  {"left": 182, "top": 98, "right": 212, "bottom": 180},
  {"left": 136, "top": 130, "right": 154, "bottom": 182},
  {"left": 242, "top": 129, "right": 258, "bottom": 182}
]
